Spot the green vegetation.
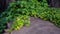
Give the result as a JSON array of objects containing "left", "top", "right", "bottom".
[{"left": 0, "top": 0, "right": 60, "bottom": 34}]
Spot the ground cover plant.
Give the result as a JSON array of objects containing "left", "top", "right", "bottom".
[{"left": 0, "top": 0, "right": 60, "bottom": 34}]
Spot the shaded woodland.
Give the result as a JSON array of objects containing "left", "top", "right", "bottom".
[{"left": 0, "top": 0, "right": 60, "bottom": 12}]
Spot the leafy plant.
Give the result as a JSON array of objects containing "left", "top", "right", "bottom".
[{"left": 0, "top": 0, "right": 60, "bottom": 34}]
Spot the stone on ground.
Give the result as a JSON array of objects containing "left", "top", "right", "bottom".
[{"left": 4, "top": 17, "right": 60, "bottom": 34}]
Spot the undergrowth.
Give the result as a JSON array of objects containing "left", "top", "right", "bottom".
[{"left": 0, "top": 0, "right": 60, "bottom": 34}]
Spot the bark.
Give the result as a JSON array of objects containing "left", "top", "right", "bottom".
[{"left": 0, "top": 0, "right": 15, "bottom": 13}]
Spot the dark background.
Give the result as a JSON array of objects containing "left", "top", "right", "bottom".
[{"left": 0, "top": 0, "right": 60, "bottom": 12}]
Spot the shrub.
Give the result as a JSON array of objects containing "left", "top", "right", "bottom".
[{"left": 0, "top": 0, "right": 60, "bottom": 34}]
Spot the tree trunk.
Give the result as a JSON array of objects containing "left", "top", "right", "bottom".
[{"left": 0, "top": 0, "right": 15, "bottom": 13}]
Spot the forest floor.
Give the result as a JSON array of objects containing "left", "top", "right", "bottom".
[{"left": 4, "top": 17, "right": 60, "bottom": 34}]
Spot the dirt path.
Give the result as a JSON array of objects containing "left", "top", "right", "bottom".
[{"left": 4, "top": 17, "right": 60, "bottom": 34}]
